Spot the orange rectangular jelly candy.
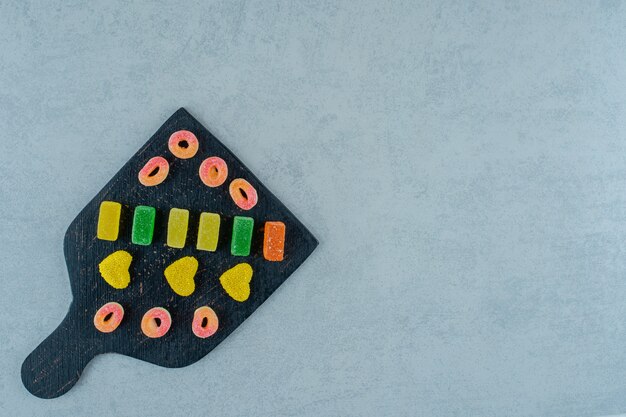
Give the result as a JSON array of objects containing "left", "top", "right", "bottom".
[{"left": 263, "top": 221, "right": 285, "bottom": 261}]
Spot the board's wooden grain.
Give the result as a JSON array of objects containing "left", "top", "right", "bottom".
[{"left": 21, "top": 108, "right": 318, "bottom": 399}]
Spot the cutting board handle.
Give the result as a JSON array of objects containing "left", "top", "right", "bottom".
[{"left": 21, "top": 311, "right": 98, "bottom": 399}]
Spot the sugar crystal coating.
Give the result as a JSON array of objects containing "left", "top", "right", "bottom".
[
  {"left": 192, "top": 306, "right": 219, "bottom": 338},
  {"left": 229, "top": 178, "right": 258, "bottom": 210},
  {"left": 168, "top": 130, "right": 199, "bottom": 159},
  {"left": 97, "top": 201, "right": 121, "bottom": 241},
  {"left": 263, "top": 221, "right": 286, "bottom": 261},
  {"left": 132, "top": 205, "right": 156, "bottom": 245},
  {"left": 199, "top": 156, "right": 228, "bottom": 187},
  {"left": 231, "top": 216, "right": 254, "bottom": 256},
  {"left": 98, "top": 250, "right": 132, "bottom": 289},
  {"left": 164, "top": 256, "right": 198, "bottom": 296},
  {"left": 197, "top": 212, "right": 220, "bottom": 252},
  {"left": 93, "top": 302, "right": 124, "bottom": 333},
  {"left": 141, "top": 307, "right": 171, "bottom": 338},
  {"left": 219, "top": 263, "right": 253, "bottom": 302},
  {"left": 167, "top": 208, "right": 189, "bottom": 248},
  {"left": 138, "top": 156, "right": 169, "bottom": 186}
]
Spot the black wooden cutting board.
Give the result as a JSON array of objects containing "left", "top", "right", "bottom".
[{"left": 21, "top": 108, "right": 318, "bottom": 398}]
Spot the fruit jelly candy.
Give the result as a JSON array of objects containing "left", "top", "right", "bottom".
[
  {"left": 97, "top": 201, "right": 121, "bottom": 241},
  {"left": 231, "top": 216, "right": 254, "bottom": 256},
  {"left": 219, "top": 263, "right": 253, "bottom": 302},
  {"left": 141, "top": 307, "right": 171, "bottom": 338},
  {"left": 196, "top": 212, "right": 220, "bottom": 252},
  {"left": 132, "top": 205, "right": 156, "bottom": 245},
  {"left": 192, "top": 306, "right": 219, "bottom": 338},
  {"left": 138, "top": 156, "right": 169, "bottom": 186},
  {"left": 163, "top": 256, "right": 198, "bottom": 297},
  {"left": 167, "top": 208, "right": 189, "bottom": 248},
  {"left": 93, "top": 302, "right": 124, "bottom": 333},
  {"left": 229, "top": 178, "right": 258, "bottom": 210},
  {"left": 98, "top": 250, "right": 132, "bottom": 289},
  {"left": 263, "top": 221, "right": 286, "bottom": 261}
]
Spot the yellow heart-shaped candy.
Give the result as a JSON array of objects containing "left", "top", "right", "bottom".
[
  {"left": 164, "top": 256, "right": 198, "bottom": 296},
  {"left": 98, "top": 250, "right": 132, "bottom": 289},
  {"left": 219, "top": 263, "right": 253, "bottom": 302}
]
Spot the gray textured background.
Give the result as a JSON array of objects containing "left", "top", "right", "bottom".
[{"left": 1, "top": 1, "right": 625, "bottom": 416}]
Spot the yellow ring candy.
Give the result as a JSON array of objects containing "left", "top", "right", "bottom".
[
  {"left": 229, "top": 178, "right": 258, "bottom": 210},
  {"left": 141, "top": 307, "right": 172, "bottom": 338},
  {"left": 192, "top": 306, "right": 219, "bottom": 338},
  {"left": 93, "top": 302, "right": 124, "bottom": 333},
  {"left": 199, "top": 156, "right": 228, "bottom": 187},
  {"left": 168, "top": 130, "right": 199, "bottom": 159},
  {"left": 138, "top": 156, "right": 169, "bottom": 186}
]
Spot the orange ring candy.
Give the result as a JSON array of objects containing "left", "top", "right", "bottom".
[
  {"left": 168, "top": 130, "right": 199, "bottom": 159},
  {"left": 192, "top": 306, "right": 219, "bottom": 338},
  {"left": 93, "top": 302, "right": 124, "bottom": 333},
  {"left": 229, "top": 178, "right": 258, "bottom": 210},
  {"left": 199, "top": 157, "right": 228, "bottom": 187},
  {"left": 138, "top": 156, "right": 169, "bottom": 186},
  {"left": 141, "top": 307, "right": 172, "bottom": 338}
]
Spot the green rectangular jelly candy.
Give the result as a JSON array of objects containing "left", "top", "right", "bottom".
[
  {"left": 231, "top": 216, "right": 254, "bottom": 256},
  {"left": 132, "top": 205, "right": 156, "bottom": 245}
]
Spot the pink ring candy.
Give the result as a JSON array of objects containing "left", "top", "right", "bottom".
[
  {"left": 229, "top": 178, "right": 258, "bottom": 210},
  {"left": 141, "top": 307, "right": 172, "bottom": 338},
  {"left": 94, "top": 302, "right": 124, "bottom": 333},
  {"left": 138, "top": 156, "right": 169, "bottom": 186},
  {"left": 192, "top": 306, "right": 219, "bottom": 338},
  {"left": 199, "top": 157, "right": 228, "bottom": 187},
  {"left": 168, "top": 130, "right": 199, "bottom": 159}
]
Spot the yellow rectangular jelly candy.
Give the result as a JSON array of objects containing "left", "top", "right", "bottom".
[
  {"left": 167, "top": 208, "right": 189, "bottom": 248},
  {"left": 97, "top": 201, "right": 122, "bottom": 241},
  {"left": 197, "top": 212, "right": 220, "bottom": 252}
]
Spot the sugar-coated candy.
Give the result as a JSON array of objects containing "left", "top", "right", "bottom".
[
  {"left": 97, "top": 201, "right": 121, "bottom": 241},
  {"left": 164, "top": 256, "right": 198, "bottom": 297},
  {"left": 131, "top": 205, "right": 156, "bottom": 245},
  {"left": 138, "top": 156, "right": 169, "bottom": 186},
  {"left": 229, "top": 178, "right": 258, "bottom": 210},
  {"left": 219, "top": 263, "right": 253, "bottom": 302},
  {"left": 93, "top": 302, "right": 124, "bottom": 333},
  {"left": 196, "top": 212, "right": 220, "bottom": 252},
  {"left": 192, "top": 306, "right": 219, "bottom": 338},
  {"left": 98, "top": 250, "right": 132, "bottom": 289},
  {"left": 167, "top": 208, "right": 189, "bottom": 248},
  {"left": 263, "top": 221, "right": 286, "bottom": 261},
  {"left": 168, "top": 130, "right": 199, "bottom": 159},
  {"left": 231, "top": 216, "right": 254, "bottom": 256},
  {"left": 199, "top": 156, "right": 228, "bottom": 187},
  {"left": 141, "top": 307, "right": 172, "bottom": 338}
]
